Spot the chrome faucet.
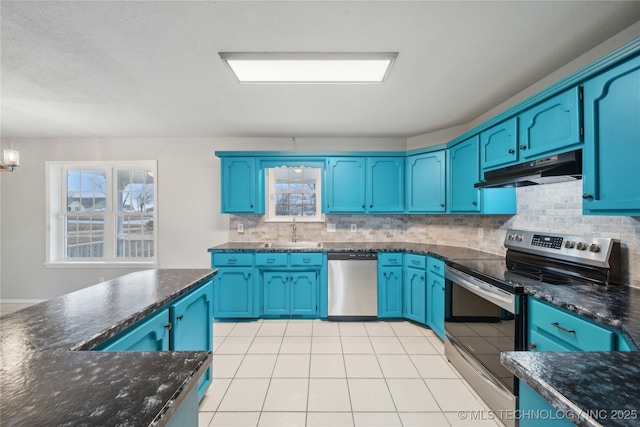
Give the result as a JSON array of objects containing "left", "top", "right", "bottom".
[{"left": 292, "top": 217, "right": 297, "bottom": 242}]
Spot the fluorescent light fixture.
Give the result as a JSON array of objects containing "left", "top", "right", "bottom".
[{"left": 219, "top": 52, "right": 398, "bottom": 84}]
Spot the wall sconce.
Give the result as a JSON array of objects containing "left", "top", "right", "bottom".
[{"left": 0, "top": 150, "right": 20, "bottom": 172}]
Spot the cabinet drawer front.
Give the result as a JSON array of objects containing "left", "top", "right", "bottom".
[
  {"left": 404, "top": 254, "right": 426, "bottom": 269},
  {"left": 212, "top": 253, "right": 253, "bottom": 267},
  {"left": 290, "top": 253, "right": 323, "bottom": 266},
  {"left": 529, "top": 298, "right": 615, "bottom": 351},
  {"left": 427, "top": 257, "right": 445, "bottom": 276},
  {"left": 378, "top": 253, "right": 403, "bottom": 266},
  {"left": 255, "top": 253, "right": 289, "bottom": 266}
]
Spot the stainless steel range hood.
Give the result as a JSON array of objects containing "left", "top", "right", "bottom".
[{"left": 474, "top": 150, "right": 582, "bottom": 188}]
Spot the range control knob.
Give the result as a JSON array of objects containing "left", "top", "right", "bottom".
[
  {"left": 507, "top": 234, "right": 514, "bottom": 241},
  {"left": 576, "top": 242, "right": 588, "bottom": 251},
  {"left": 589, "top": 243, "right": 601, "bottom": 253},
  {"left": 564, "top": 241, "right": 575, "bottom": 249},
  {"left": 515, "top": 234, "right": 523, "bottom": 242}
]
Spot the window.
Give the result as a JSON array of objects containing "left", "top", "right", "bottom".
[
  {"left": 46, "top": 161, "right": 157, "bottom": 265},
  {"left": 265, "top": 166, "right": 323, "bottom": 222}
]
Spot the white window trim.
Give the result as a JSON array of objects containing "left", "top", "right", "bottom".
[
  {"left": 265, "top": 166, "right": 325, "bottom": 223},
  {"left": 45, "top": 161, "right": 158, "bottom": 267}
]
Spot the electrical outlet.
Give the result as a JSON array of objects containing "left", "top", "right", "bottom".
[
  {"left": 327, "top": 223, "right": 336, "bottom": 233},
  {"left": 477, "top": 228, "right": 483, "bottom": 239},
  {"left": 350, "top": 224, "right": 357, "bottom": 232},
  {"left": 237, "top": 223, "right": 244, "bottom": 233}
]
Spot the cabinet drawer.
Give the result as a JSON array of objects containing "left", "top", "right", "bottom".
[
  {"left": 404, "top": 254, "right": 426, "bottom": 269},
  {"left": 290, "top": 253, "right": 323, "bottom": 266},
  {"left": 255, "top": 253, "right": 289, "bottom": 267},
  {"left": 378, "top": 253, "right": 403, "bottom": 266},
  {"left": 427, "top": 257, "right": 445, "bottom": 276},
  {"left": 212, "top": 253, "right": 253, "bottom": 267},
  {"left": 528, "top": 298, "right": 615, "bottom": 351}
]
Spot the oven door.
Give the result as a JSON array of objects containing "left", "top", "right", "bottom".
[{"left": 444, "top": 265, "right": 523, "bottom": 427}]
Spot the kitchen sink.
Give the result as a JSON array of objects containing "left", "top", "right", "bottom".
[{"left": 261, "top": 241, "right": 323, "bottom": 249}]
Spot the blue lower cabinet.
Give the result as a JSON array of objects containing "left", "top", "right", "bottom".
[
  {"left": 97, "top": 308, "right": 170, "bottom": 351},
  {"left": 170, "top": 280, "right": 214, "bottom": 400},
  {"left": 213, "top": 267, "right": 256, "bottom": 318},
  {"left": 378, "top": 265, "right": 403, "bottom": 318},
  {"left": 426, "top": 257, "right": 445, "bottom": 340},
  {"left": 404, "top": 255, "right": 427, "bottom": 324},
  {"left": 262, "top": 271, "right": 318, "bottom": 317},
  {"left": 263, "top": 272, "right": 290, "bottom": 316},
  {"left": 519, "top": 382, "right": 575, "bottom": 427}
]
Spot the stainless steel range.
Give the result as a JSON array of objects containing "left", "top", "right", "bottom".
[{"left": 444, "top": 229, "right": 621, "bottom": 427}]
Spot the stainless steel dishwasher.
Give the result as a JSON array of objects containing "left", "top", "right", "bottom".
[{"left": 327, "top": 252, "right": 378, "bottom": 320}]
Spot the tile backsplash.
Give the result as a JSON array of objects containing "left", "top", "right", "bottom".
[{"left": 229, "top": 180, "right": 640, "bottom": 287}]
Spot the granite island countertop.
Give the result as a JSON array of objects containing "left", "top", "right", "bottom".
[
  {"left": 502, "top": 281, "right": 640, "bottom": 427},
  {"left": 0, "top": 268, "right": 216, "bottom": 427}
]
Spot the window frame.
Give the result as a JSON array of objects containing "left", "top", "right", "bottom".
[
  {"left": 264, "top": 165, "right": 325, "bottom": 223},
  {"left": 45, "top": 161, "right": 158, "bottom": 267}
]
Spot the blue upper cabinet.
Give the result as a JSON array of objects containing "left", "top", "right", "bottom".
[
  {"left": 480, "top": 117, "right": 518, "bottom": 171},
  {"left": 405, "top": 151, "right": 446, "bottom": 212},
  {"left": 367, "top": 157, "right": 405, "bottom": 213},
  {"left": 518, "top": 87, "right": 582, "bottom": 159},
  {"left": 326, "top": 157, "right": 366, "bottom": 213},
  {"left": 582, "top": 54, "right": 640, "bottom": 216},
  {"left": 449, "top": 136, "right": 481, "bottom": 212},
  {"left": 221, "top": 157, "right": 263, "bottom": 214},
  {"left": 326, "top": 156, "right": 404, "bottom": 213}
]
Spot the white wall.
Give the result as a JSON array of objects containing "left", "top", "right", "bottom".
[{"left": 0, "top": 137, "right": 404, "bottom": 300}]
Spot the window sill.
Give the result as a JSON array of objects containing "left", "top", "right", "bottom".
[{"left": 45, "top": 262, "right": 158, "bottom": 269}]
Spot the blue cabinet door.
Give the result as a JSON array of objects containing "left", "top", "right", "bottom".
[
  {"left": 221, "top": 157, "right": 260, "bottom": 213},
  {"left": 171, "top": 281, "right": 214, "bottom": 400},
  {"left": 582, "top": 54, "right": 640, "bottom": 216},
  {"left": 367, "top": 157, "right": 404, "bottom": 212},
  {"left": 519, "top": 88, "right": 582, "bottom": 159},
  {"left": 519, "top": 382, "right": 575, "bottom": 427},
  {"left": 426, "top": 257, "right": 445, "bottom": 340},
  {"left": 263, "top": 271, "right": 290, "bottom": 316},
  {"left": 404, "top": 265, "right": 426, "bottom": 324},
  {"left": 98, "top": 308, "right": 170, "bottom": 351},
  {"left": 326, "top": 157, "right": 366, "bottom": 212},
  {"left": 405, "top": 151, "right": 446, "bottom": 212},
  {"left": 449, "top": 136, "right": 481, "bottom": 212},
  {"left": 378, "top": 265, "right": 403, "bottom": 318},
  {"left": 290, "top": 272, "right": 318, "bottom": 315},
  {"left": 480, "top": 118, "right": 518, "bottom": 170},
  {"left": 213, "top": 267, "right": 255, "bottom": 318}
]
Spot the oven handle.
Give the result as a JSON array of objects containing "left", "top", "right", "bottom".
[
  {"left": 445, "top": 266, "right": 515, "bottom": 313},
  {"left": 446, "top": 334, "right": 514, "bottom": 398}
]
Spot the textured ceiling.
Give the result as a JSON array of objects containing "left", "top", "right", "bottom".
[{"left": 2, "top": 1, "right": 640, "bottom": 139}]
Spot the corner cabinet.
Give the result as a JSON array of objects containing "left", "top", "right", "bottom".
[
  {"left": 96, "top": 308, "right": 171, "bottom": 351},
  {"left": 377, "top": 253, "right": 404, "bottom": 318},
  {"left": 403, "top": 254, "right": 427, "bottom": 324},
  {"left": 405, "top": 151, "right": 446, "bottom": 212},
  {"left": 325, "top": 156, "right": 404, "bottom": 213},
  {"left": 582, "top": 54, "right": 640, "bottom": 216},
  {"left": 449, "top": 136, "right": 481, "bottom": 212},
  {"left": 220, "top": 157, "right": 263, "bottom": 214},
  {"left": 426, "top": 257, "right": 445, "bottom": 340}
]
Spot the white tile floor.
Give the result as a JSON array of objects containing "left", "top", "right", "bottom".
[{"left": 199, "top": 319, "right": 504, "bottom": 427}]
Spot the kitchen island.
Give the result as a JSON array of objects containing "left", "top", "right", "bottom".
[{"left": 0, "top": 268, "right": 216, "bottom": 427}]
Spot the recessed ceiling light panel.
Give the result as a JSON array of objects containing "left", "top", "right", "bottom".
[{"left": 219, "top": 52, "right": 398, "bottom": 84}]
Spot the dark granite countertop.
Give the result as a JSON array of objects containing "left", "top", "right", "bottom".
[
  {"left": 501, "top": 281, "right": 640, "bottom": 427},
  {"left": 208, "top": 241, "right": 505, "bottom": 261},
  {"left": 0, "top": 268, "right": 216, "bottom": 427}
]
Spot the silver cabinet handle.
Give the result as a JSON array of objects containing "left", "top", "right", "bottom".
[{"left": 551, "top": 322, "right": 575, "bottom": 334}]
